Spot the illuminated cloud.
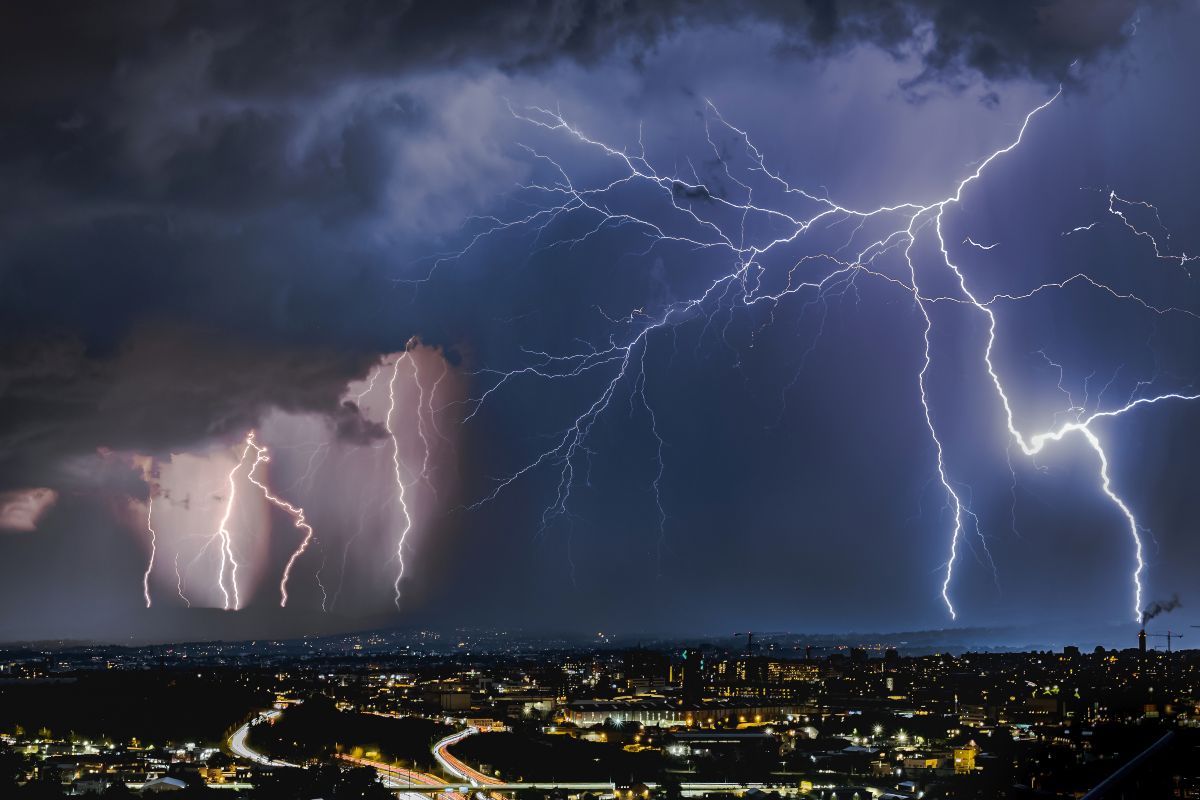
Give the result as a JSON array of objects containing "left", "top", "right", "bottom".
[
  {"left": 0, "top": 488, "right": 58, "bottom": 531},
  {"left": 116, "top": 343, "right": 463, "bottom": 613}
]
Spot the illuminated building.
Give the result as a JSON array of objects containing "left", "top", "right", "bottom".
[
  {"left": 562, "top": 699, "right": 806, "bottom": 727},
  {"left": 953, "top": 744, "right": 978, "bottom": 774}
]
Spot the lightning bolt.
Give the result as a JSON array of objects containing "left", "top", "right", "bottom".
[
  {"left": 330, "top": 482, "right": 372, "bottom": 611},
  {"left": 143, "top": 495, "right": 157, "bottom": 608},
  {"left": 213, "top": 437, "right": 256, "bottom": 611},
  {"left": 315, "top": 551, "right": 329, "bottom": 612},
  {"left": 434, "top": 86, "right": 1198, "bottom": 621},
  {"left": 1105, "top": 190, "right": 1197, "bottom": 276},
  {"left": 409, "top": 348, "right": 437, "bottom": 499},
  {"left": 355, "top": 361, "right": 384, "bottom": 406},
  {"left": 243, "top": 432, "right": 319, "bottom": 608},
  {"left": 174, "top": 552, "right": 191, "bottom": 608},
  {"left": 428, "top": 358, "right": 453, "bottom": 446},
  {"left": 387, "top": 354, "right": 415, "bottom": 609},
  {"left": 145, "top": 348, "right": 439, "bottom": 612},
  {"left": 963, "top": 237, "right": 998, "bottom": 251},
  {"left": 287, "top": 441, "right": 331, "bottom": 494},
  {"left": 343, "top": 352, "right": 435, "bottom": 611}
]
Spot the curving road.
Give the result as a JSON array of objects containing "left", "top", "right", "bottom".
[
  {"left": 228, "top": 709, "right": 299, "bottom": 768},
  {"left": 432, "top": 728, "right": 501, "bottom": 787},
  {"left": 229, "top": 710, "right": 484, "bottom": 794},
  {"left": 339, "top": 753, "right": 468, "bottom": 800},
  {"left": 232, "top": 711, "right": 760, "bottom": 797}
]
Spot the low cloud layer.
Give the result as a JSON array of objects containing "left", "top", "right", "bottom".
[{"left": 0, "top": 488, "right": 57, "bottom": 532}]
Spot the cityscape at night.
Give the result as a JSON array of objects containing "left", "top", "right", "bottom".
[
  {"left": 4, "top": 629, "right": 1200, "bottom": 797},
  {"left": 3, "top": 1, "right": 1200, "bottom": 797}
]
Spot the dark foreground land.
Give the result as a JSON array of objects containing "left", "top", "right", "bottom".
[{"left": 2, "top": 634, "right": 1200, "bottom": 798}]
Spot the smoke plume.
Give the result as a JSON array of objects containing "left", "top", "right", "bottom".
[{"left": 1141, "top": 594, "right": 1182, "bottom": 625}]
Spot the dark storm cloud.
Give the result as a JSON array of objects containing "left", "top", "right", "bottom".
[
  {"left": 167, "top": 0, "right": 1145, "bottom": 88},
  {"left": 0, "top": 0, "right": 1148, "bottom": 233},
  {"left": 0, "top": 0, "right": 1147, "bottom": 377},
  {"left": 0, "top": 0, "right": 1138, "bottom": 482},
  {"left": 0, "top": 1, "right": 1146, "bottom": 103},
  {"left": 331, "top": 400, "right": 390, "bottom": 446},
  {"left": 0, "top": 0, "right": 1176, "bottom": 640},
  {"left": 0, "top": 328, "right": 379, "bottom": 491}
]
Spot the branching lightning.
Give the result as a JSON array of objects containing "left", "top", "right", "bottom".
[
  {"left": 174, "top": 553, "right": 191, "bottom": 608},
  {"left": 179, "top": 431, "right": 320, "bottom": 610},
  {"left": 213, "top": 437, "right": 255, "bottom": 611},
  {"left": 409, "top": 350, "right": 437, "bottom": 500},
  {"left": 244, "top": 432, "right": 318, "bottom": 608},
  {"left": 440, "top": 88, "right": 1198, "bottom": 621},
  {"left": 138, "top": 349, "right": 444, "bottom": 612},
  {"left": 387, "top": 354, "right": 416, "bottom": 609},
  {"left": 143, "top": 496, "right": 157, "bottom": 608},
  {"left": 1105, "top": 190, "right": 1197, "bottom": 276}
]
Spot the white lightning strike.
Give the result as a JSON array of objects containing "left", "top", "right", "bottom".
[
  {"left": 355, "top": 362, "right": 384, "bottom": 405},
  {"left": 213, "top": 437, "right": 255, "bottom": 610},
  {"left": 409, "top": 350, "right": 437, "bottom": 499},
  {"left": 428, "top": 359, "right": 453, "bottom": 446},
  {"left": 315, "top": 552, "right": 329, "bottom": 612},
  {"left": 438, "top": 86, "right": 1198, "bottom": 622},
  {"left": 336, "top": 351, "right": 437, "bottom": 611},
  {"left": 174, "top": 553, "right": 191, "bottom": 608},
  {"left": 1106, "top": 190, "right": 1197, "bottom": 276},
  {"left": 243, "top": 431, "right": 318, "bottom": 608},
  {"left": 329, "top": 482, "right": 372, "bottom": 611},
  {"left": 963, "top": 237, "right": 998, "bottom": 251},
  {"left": 387, "top": 355, "right": 415, "bottom": 609},
  {"left": 143, "top": 496, "right": 157, "bottom": 608}
]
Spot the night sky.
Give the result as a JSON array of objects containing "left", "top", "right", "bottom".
[{"left": 2, "top": 1, "right": 1199, "bottom": 644}]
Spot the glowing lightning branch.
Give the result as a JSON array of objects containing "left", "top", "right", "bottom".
[
  {"left": 409, "top": 348, "right": 437, "bottom": 499},
  {"left": 428, "top": 359, "right": 453, "bottom": 446},
  {"left": 213, "top": 437, "right": 255, "bottom": 611},
  {"left": 1105, "top": 191, "right": 1197, "bottom": 276},
  {"left": 143, "top": 496, "right": 157, "bottom": 608},
  {"left": 387, "top": 355, "right": 415, "bottom": 609},
  {"left": 436, "top": 87, "right": 1197, "bottom": 622},
  {"left": 344, "top": 352, "right": 433, "bottom": 611},
  {"left": 157, "top": 432, "right": 330, "bottom": 610},
  {"left": 243, "top": 432, "right": 319, "bottom": 608},
  {"left": 902, "top": 224, "right": 968, "bottom": 619},
  {"left": 963, "top": 237, "right": 998, "bottom": 251},
  {"left": 174, "top": 553, "right": 191, "bottom": 608},
  {"left": 919, "top": 91, "right": 1191, "bottom": 619}
]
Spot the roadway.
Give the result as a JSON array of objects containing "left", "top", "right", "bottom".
[
  {"left": 227, "top": 707, "right": 463, "bottom": 798},
  {"left": 429, "top": 728, "right": 765, "bottom": 796},
  {"left": 228, "top": 709, "right": 298, "bottom": 768},
  {"left": 343, "top": 782, "right": 777, "bottom": 793},
  {"left": 433, "top": 728, "right": 503, "bottom": 787},
  {"left": 339, "top": 753, "right": 469, "bottom": 800},
  {"left": 230, "top": 711, "right": 770, "bottom": 797}
]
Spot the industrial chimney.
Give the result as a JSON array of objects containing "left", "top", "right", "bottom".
[{"left": 1139, "top": 628, "right": 1147, "bottom": 655}]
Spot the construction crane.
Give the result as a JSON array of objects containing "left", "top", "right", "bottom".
[
  {"left": 1147, "top": 630, "right": 1184, "bottom": 652},
  {"left": 733, "top": 632, "right": 789, "bottom": 654},
  {"left": 733, "top": 632, "right": 756, "bottom": 654}
]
